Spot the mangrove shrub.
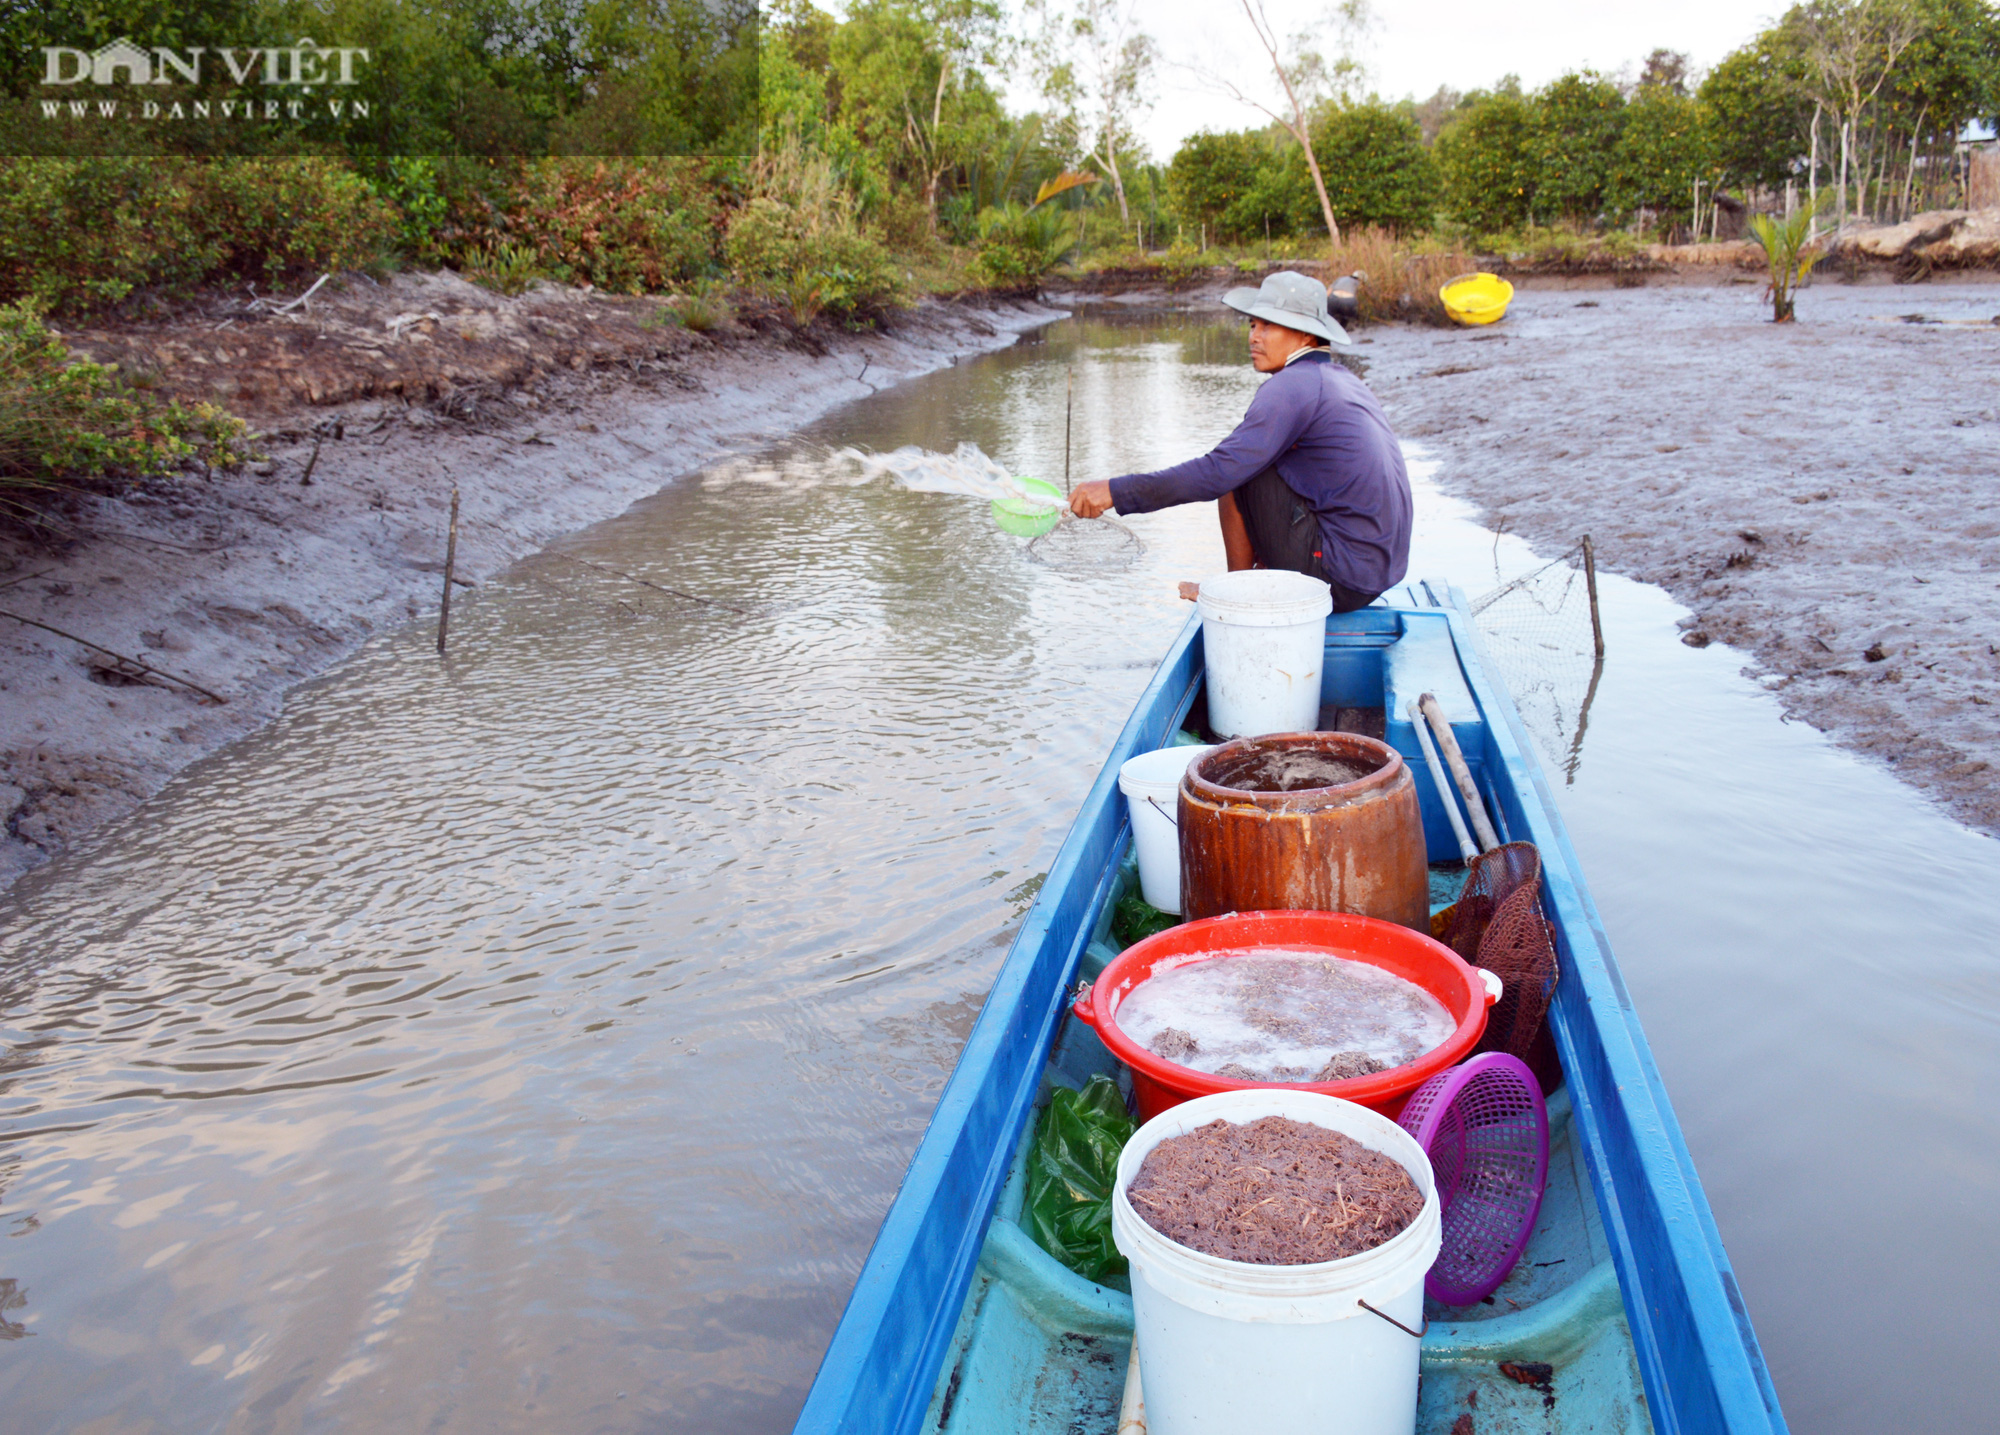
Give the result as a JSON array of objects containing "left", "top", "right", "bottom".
[
  {"left": 1529, "top": 73, "right": 1626, "bottom": 224},
  {"left": 0, "top": 302, "right": 250, "bottom": 488},
  {"left": 1606, "top": 89, "right": 1715, "bottom": 226},
  {"left": 1310, "top": 102, "right": 1439, "bottom": 234},
  {"left": 1435, "top": 90, "right": 1539, "bottom": 233}
]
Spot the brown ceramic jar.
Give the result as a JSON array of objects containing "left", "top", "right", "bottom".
[{"left": 1178, "top": 732, "right": 1429, "bottom": 931}]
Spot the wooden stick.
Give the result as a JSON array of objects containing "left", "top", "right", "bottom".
[
  {"left": 1419, "top": 691, "right": 1500, "bottom": 851},
  {"left": 1116, "top": 1348, "right": 1145, "bottom": 1435},
  {"left": 437, "top": 485, "right": 459, "bottom": 655},
  {"left": 1407, "top": 698, "right": 1478, "bottom": 862},
  {"left": 1580, "top": 533, "right": 1605, "bottom": 659},
  {"left": 0, "top": 609, "right": 227, "bottom": 703},
  {"left": 299, "top": 436, "right": 322, "bottom": 487},
  {"left": 273, "top": 272, "right": 330, "bottom": 315},
  {"left": 1064, "top": 366, "right": 1074, "bottom": 494},
  {"left": 563, "top": 556, "right": 748, "bottom": 615}
]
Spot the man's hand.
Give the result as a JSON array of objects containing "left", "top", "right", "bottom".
[{"left": 1068, "top": 479, "right": 1115, "bottom": 519}]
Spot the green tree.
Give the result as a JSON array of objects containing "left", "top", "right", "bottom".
[
  {"left": 1700, "top": 38, "right": 1812, "bottom": 192},
  {"left": 1165, "top": 129, "right": 1265, "bottom": 238},
  {"left": 1435, "top": 89, "right": 1538, "bottom": 233},
  {"left": 1530, "top": 71, "right": 1626, "bottom": 223},
  {"left": 1881, "top": 0, "right": 2000, "bottom": 206},
  {"left": 830, "top": 0, "right": 1007, "bottom": 229},
  {"left": 1607, "top": 88, "right": 1715, "bottom": 225},
  {"left": 1025, "top": 0, "right": 1158, "bottom": 224},
  {"left": 1226, "top": 135, "right": 1313, "bottom": 239},
  {"left": 1214, "top": 0, "right": 1376, "bottom": 243},
  {"left": 1308, "top": 101, "right": 1437, "bottom": 232},
  {"left": 1638, "top": 47, "right": 1693, "bottom": 95},
  {"left": 759, "top": 26, "right": 834, "bottom": 147}
]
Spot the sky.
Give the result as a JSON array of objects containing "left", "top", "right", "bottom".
[{"left": 1012, "top": 0, "right": 1786, "bottom": 160}]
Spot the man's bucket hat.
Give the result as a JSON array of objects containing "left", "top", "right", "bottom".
[{"left": 1222, "top": 270, "right": 1351, "bottom": 346}]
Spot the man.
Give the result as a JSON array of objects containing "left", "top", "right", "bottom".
[{"left": 1068, "top": 271, "right": 1412, "bottom": 612}]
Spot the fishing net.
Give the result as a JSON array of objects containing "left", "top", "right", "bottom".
[
  {"left": 1435, "top": 842, "right": 1563, "bottom": 1094},
  {"left": 1025, "top": 515, "right": 1145, "bottom": 572},
  {"left": 1469, "top": 542, "right": 1603, "bottom": 782}
]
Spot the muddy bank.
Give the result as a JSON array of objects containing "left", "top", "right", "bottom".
[
  {"left": 1355, "top": 281, "right": 2000, "bottom": 836},
  {"left": 0, "top": 273, "right": 1060, "bottom": 887},
  {"left": 1046, "top": 228, "right": 2000, "bottom": 310}
]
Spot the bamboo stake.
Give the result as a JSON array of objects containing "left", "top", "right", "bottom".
[
  {"left": 0, "top": 610, "right": 227, "bottom": 703},
  {"left": 1419, "top": 691, "right": 1500, "bottom": 851},
  {"left": 1580, "top": 534, "right": 1605, "bottom": 659},
  {"left": 1064, "top": 366, "right": 1074, "bottom": 493},
  {"left": 437, "top": 485, "right": 459, "bottom": 655},
  {"left": 1407, "top": 698, "right": 1478, "bottom": 862}
]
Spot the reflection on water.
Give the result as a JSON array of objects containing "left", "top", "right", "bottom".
[{"left": 0, "top": 313, "right": 1994, "bottom": 1435}]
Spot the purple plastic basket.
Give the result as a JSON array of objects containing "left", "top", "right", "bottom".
[{"left": 1396, "top": 1052, "right": 1549, "bottom": 1306}]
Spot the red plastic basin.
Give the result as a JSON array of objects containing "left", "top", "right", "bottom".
[{"left": 1073, "top": 910, "right": 1498, "bottom": 1121}]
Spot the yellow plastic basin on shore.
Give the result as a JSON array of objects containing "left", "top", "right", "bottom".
[{"left": 1440, "top": 272, "right": 1513, "bottom": 326}]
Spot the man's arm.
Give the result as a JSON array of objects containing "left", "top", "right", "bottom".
[{"left": 1103, "top": 372, "right": 1312, "bottom": 515}]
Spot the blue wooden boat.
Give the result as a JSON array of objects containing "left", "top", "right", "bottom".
[{"left": 793, "top": 583, "right": 1790, "bottom": 1435}]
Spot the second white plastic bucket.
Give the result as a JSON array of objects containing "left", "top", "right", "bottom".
[
  {"left": 1111, "top": 1089, "right": 1441, "bottom": 1435},
  {"left": 1196, "top": 570, "right": 1333, "bottom": 737},
  {"left": 1117, "top": 745, "right": 1215, "bottom": 914}
]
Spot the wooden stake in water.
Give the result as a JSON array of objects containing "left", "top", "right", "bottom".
[
  {"left": 1581, "top": 533, "right": 1606, "bottom": 659},
  {"left": 437, "top": 485, "right": 460, "bottom": 655},
  {"left": 1064, "top": 367, "right": 1074, "bottom": 493}
]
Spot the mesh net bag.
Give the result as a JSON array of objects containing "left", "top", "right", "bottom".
[{"left": 1436, "top": 843, "right": 1562, "bottom": 1093}]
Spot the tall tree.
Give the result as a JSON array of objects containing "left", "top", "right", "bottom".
[
  {"left": 1165, "top": 129, "right": 1267, "bottom": 239},
  {"left": 1210, "top": 0, "right": 1374, "bottom": 243},
  {"left": 830, "top": 0, "right": 1007, "bottom": 228},
  {"left": 1788, "top": 0, "right": 1924, "bottom": 225},
  {"left": 1638, "top": 48, "right": 1694, "bottom": 95},
  {"left": 1699, "top": 37, "right": 1813, "bottom": 194},
  {"left": 1025, "top": 0, "right": 1158, "bottom": 224},
  {"left": 1606, "top": 86, "right": 1713, "bottom": 227}
]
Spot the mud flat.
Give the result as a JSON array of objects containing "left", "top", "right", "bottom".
[
  {"left": 1357, "top": 280, "right": 2000, "bottom": 836},
  {"left": 0, "top": 272, "right": 1059, "bottom": 888}
]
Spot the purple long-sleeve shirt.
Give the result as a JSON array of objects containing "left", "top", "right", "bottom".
[{"left": 1108, "top": 352, "right": 1413, "bottom": 595}]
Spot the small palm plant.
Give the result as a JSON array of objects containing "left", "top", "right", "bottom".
[{"left": 1747, "top": 194, "right": 1831, "bottom": 324}]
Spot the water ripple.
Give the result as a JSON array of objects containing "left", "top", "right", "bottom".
[{"left": 0, "top": 317, "right": 1237, "bottom": 1433}]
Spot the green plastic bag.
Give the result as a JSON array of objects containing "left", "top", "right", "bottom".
[{"left": 1023, "top": 1075, "right": 1136, "bottom": 1282}]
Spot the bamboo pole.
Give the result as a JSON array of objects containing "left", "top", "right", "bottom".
[
  {"left": 1419, "top": 692, "right": 1500, "bottom": 852},
  {"left": 437, "top": 485, "right": 459, "bottom": 655},
  {"left": 1407, "top": 699, "right": 1478, "bottom": 862},
  {"left": 1064, "top": 367, "right": 1074, "bottom": 493}
]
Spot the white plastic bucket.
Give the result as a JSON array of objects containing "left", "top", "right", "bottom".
[
  {"left": 1111, "top": 1089, "right": 1441, "bottom": 1435},
  {"left": 1117, "top": 745, "right": 1216, "bottom": 914},
  {"left": 1196, "top": 570, "right": 1333, "bottom": 738}
]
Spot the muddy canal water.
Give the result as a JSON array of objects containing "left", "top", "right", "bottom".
[{"left": 1, "top": 315, "right": 1994, "bottom": 1434}]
